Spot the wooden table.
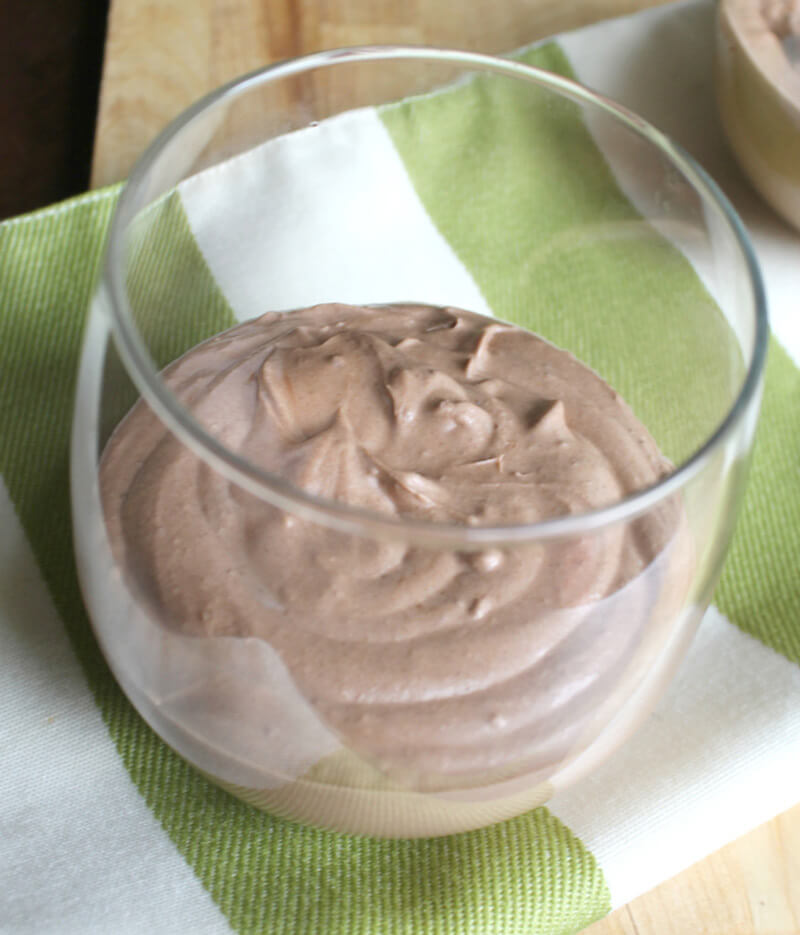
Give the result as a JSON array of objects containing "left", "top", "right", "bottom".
[{"left": 90, "top": 1, "right": 800, "bottom": 931}]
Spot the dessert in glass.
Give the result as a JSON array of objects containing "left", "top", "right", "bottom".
[{"left": 72, "top": 48, "right": 767, "bottom": 837}]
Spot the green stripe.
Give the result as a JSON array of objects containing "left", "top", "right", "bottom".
[
  {"left": 161, "top": 798, "right": 607, "bottom": 934},
  {"left": 715, "top": 341, "right": 800, "bottom": 664},
  {"left": 126, "top": 192, "right": 237, "bottom": 368},
  {"left": 0, "top": 189, "right": 120, "bottom": 676},
  {"left": 99, "top": 193, "right": 239, "bottom": 441}
]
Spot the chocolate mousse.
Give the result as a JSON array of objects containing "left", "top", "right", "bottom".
[{"left": 100, "top": 303, "right": 691, "bottom": 833}]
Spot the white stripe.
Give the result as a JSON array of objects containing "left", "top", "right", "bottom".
[
  {"left": 548, "top": 605, "right": 800, "bottom": 908},
  {"left": 179, "top": 107, "right": 492, "bottom": 322},
  {"left": 560, "top": 0, "right": 800, "bottom": 366},
  {"left": 0, "top": 479, "right": 230, "bottom": 934}
]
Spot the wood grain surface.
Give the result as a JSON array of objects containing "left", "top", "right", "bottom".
[
  {"left": 91, "top": 0, "right": 677, "bottom": 186},
  {"left": 90, "top": 1, "right": 800, "bottom": 932}
]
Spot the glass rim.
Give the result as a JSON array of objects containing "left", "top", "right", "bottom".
[{"left": 103, "top": 44, "right": 769, "bottom": 548}]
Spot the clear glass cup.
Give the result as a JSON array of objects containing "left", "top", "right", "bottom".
[{"left": 72, "top": 48, "right": 767, "bottom": 837}]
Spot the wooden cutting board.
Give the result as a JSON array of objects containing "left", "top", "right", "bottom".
[
  {"left": 90, "top": 1, "right": 800, "bottom": 932},
  {"left": 91, "top": 0, "right": 680, "bottom": 186}
]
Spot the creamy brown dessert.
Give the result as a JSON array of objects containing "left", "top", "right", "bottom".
[
  {"left": 100, "top": 303, "right": 690, "bottom": 833},
  {"left": 717, "top": 0, "right": 800, "bottom": 229},
  {"left": 733, "top": 0, "right": 800, "bottom": 77}
]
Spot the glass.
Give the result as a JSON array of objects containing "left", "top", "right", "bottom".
[
  {"left": 715, "top": 0, "right": 800, "bottom": 232},
  {"left": 72, "top": 48, "right": 767, "bottom": 837}
]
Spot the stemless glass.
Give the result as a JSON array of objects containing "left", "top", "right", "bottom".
[{"left": 71, "top": 48, "right": 767, "bottom": 838}]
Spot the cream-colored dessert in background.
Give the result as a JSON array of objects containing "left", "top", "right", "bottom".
[
  {"left": 716, "top": 0, "right": 800, "bottom": 230},
  {"left": 100, "top": 303, "right": 692, "bottom": 835}
]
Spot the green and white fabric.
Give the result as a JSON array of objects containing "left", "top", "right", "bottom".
[{"left": 2, "top": 0, "right": 799, "bottom": 931}]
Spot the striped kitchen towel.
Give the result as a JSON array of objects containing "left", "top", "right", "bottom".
[{"left": 1, "top": 0, "right": 799, "bottom": 932}]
